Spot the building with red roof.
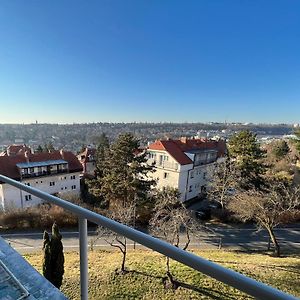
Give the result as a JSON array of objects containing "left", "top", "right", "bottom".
[
  {"left": 0, "top": 149, "right": 83, "bottom": 210},
  {"left": 0, "top": 144, "right": 32, "bottom": 157},
  {"left": 147, "top": 137, "right": 227, "bottom": 202}
]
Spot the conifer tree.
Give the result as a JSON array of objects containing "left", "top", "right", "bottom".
[
  {"left": 86, "top": 133, "right": 110, "bottom": 206},
  {"left": 36, "top": 145, "right": 44, "bottom": 153},
  {"left": 42, "top": 231, "right": 52, "bottom": 280},
  {"left": 42, "top": 223, "right": 64, "bottom": 289},
  {"left": 101, "top": 133, "right": 156, "bottom": 210},
  {"left": 228, "top": 130, "right": 265, "bottom": 189}
]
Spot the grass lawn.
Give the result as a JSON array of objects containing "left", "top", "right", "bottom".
[{"left": 24, "top": 249, "right": 300, "bottom": 299}]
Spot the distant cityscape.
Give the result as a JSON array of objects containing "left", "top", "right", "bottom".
[{"left": 0, "top": 122, "right": 299, "bottom": 153}]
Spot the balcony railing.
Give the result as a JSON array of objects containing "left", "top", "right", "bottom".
[
  {"left": 21, "top": 169, "right": 69, "bottom": 179},
  {"left": 0, "top": 174, "right": 297, "bottom": 300},
  {"left": 148, "top": 159, "right": 179, "bottom": 170}
]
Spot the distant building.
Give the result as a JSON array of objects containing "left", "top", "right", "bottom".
[
  {"left": 77, "top": 147, "right": 96, "bottom": 176},
  {"left": 0, "top": 150, "right": 82, "bottom": 210},
  {"left": 0, "top": 144, "right": 32, "bottom": 157},
  {"left": 147, "top": 137, "right": 226, "bottom": 202}
]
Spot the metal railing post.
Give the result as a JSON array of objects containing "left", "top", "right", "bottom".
[{"left": 79, "top": 217, "right": 88, "bottom": 300}]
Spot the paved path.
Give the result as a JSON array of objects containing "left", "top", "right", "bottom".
[{"left": 1, "top": 225, "right": 299, "bottom": 254}]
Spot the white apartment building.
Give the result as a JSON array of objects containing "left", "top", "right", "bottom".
[
  {"left": 147, "top": 137, "right": 226, "bottom": 202},
  {"left": 0, "top": 149, "right": 83, "bottom": 210}
]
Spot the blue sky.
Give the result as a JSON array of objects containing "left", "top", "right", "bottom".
[{"left": 0, "top": 1, "right": 299, "bottom": 124}]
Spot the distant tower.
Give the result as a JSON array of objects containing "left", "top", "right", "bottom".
[{"left": 36, "top": 120, "right": 38, "bottom": 124}]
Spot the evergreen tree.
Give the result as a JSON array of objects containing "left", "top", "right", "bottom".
[
  {"left": 271, "top": 140, "right": 290, "bottom": 159},
  {"left": 42, "top": 231, "right": 52, "bottom": 280},
  {"left": 294, "top": 129, "right": 300, "bottom": 153},
  {"left": 42, "top": 223, "right": 64, "bottom": 289},
  {"left": 228, "top": 130, "right": 265, "bottom": 190},
  {"left": 86, "top": 133, "right": 110, "bottom": 206},
  {"left": 95, "top": 133, "right": 109, "bottom": 178},
  {"left": 101, "top": 133, "right": 156, "bottom": 214},
  {"left": 50, "top": 222, "right": 64, "bottom": 288},
  {"left": 36, "top": 145, "right": 44, "bottom": 153}
]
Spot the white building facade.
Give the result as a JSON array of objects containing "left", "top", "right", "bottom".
[
  {"left": 0, "top": 150, "right": 82, "bottom": 210},
  {"left": 147, "top": 138, "right": 226, "bottom": 202}
]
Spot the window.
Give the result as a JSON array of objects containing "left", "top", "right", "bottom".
[
  {"left": 203, "top": 172, "right": 207, "bottom": 179},
  {"left": 25, "top": 183, "right": 30, "bottom": 186},
  {"left": 163, "top": 172, "right": 169, "bottom": 179},
  {"left": 189, "top": 185, "right": 193, "bottom": 192},
  {"left": 30, "top": 167, "right": 34, "bottom": 173},
  {"left": 50, "top": 181, "right": 55, "bottom": 186},
  {"left": 71, "top": 185, "right": 76, "bottom": 190},
  {"left": 71, "top": 175, "right": 76, "bottom": 180},
  {"left": 190, "top": 171, "right": 194, "bottom": 178},
  {"left": 25, "top": 195, "right": 32, "bottom": 201}
]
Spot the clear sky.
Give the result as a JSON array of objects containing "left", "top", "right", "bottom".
[{"left": 0, "top": 1, "right": 299, "bottom": 124}]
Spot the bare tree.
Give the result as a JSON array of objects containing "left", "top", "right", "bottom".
[
  {"left": 150, "top": 187, "right": 202, "bottom": 288},
  {"left": 97, "top": 202, "right": 135, "bottom": 273},
  {"left": 207, "top": 158, "right": 237, "bottom": 210},
  {"left": 228, "top": 179, "right": 300, "bottom": 257}
]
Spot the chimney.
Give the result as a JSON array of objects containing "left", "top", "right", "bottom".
[
  {"left": 24, "top": 151, "right": 30, "bottom": 163},
  {"left": 60, "top": 149, "right": 65, "bottom": 159},
  {"left": 180, "top": 137, "right": 187, "bottom": 144}
]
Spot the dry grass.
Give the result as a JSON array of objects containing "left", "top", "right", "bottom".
[{"left": 24, "top": 249, "right": 300, "bottom": 299}]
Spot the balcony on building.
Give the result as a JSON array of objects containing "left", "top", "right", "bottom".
[{"left": 17, "top": 160, "right": 69, "bottom": 179}]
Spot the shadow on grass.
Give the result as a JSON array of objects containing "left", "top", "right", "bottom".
[
  {"left": 125, "top": 269, "right": 239, "bottom": 300},
  {"left": 211, "top": 259, "right": 300, "bottom": 275}
]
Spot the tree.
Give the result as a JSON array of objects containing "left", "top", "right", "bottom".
[
  {"left": 100, "top": 133, "right": 156, "bottom": 216},
  {"left": 44, "top": 142, "right": 55, "bottom": 153},
  {"left": 150, "top": 187, "right": 201, "bottom": 288},
  {"left": 228, "top": 179, "right": 300, "bottom": 257},
  {"left": 94, "top": 133, "right": 110, "bottom": 179},
  {"left": 271, "top": 140, "right": 290, "bottom": 160},
  {"left": 96, "top": 203, "right": 135, "bottom": 273},
  {"left": 294, "top": 129, "right": 300, "bottom": 153},
  {"left": 207, "top": 157, "right": 237, "bottom": 210},
  {"left": 36, "top": 145, "right": 44, "bottom": 153},
  {"left": 86, "top": 133, "right": 110, "bottom": 206},
  {"left": 42, "top": 231, "right": 52, "bottom": 280},
  {"left": 228, "top": 130, "right": 266, "bottom": 190},
  {"left": 42, "top": 222, "right": 65, "bottom": 288}
]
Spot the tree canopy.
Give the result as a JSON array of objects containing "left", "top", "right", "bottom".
[{"left": 228, "top": 130, "right": 265, "bottom": 189}]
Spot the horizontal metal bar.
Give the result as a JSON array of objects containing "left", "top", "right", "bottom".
[{"left": 0, "top": 174, "right": 297, "bottom": 300}]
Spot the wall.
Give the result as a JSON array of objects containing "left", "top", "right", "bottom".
[{"left": 0, "top": 172, "right": 81, "bottom": 210}]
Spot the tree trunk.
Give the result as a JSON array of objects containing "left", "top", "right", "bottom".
[
  {"left": 164, "top": 257, "right": 177, "bottom": 289},
  {"left": 266, "top": 226, "right": 280, "bottom": 257},
  {"left": 121, "top": 240, "right": 127, "bottom": 272}
]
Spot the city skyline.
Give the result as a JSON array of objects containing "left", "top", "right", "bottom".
[{"left": 0, "top": 1, "right": 299, "bottom": 124}]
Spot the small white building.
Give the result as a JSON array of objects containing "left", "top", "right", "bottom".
[
  {"left": 147, "top": 137, "right": 226, "bottom": 202},
  {"left": 0, "top": 150, "right": 83, "bottom": 210}
]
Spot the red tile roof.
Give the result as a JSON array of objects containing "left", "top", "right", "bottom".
[
  {"left": 2, "top": 144, "right": 32, "bottom": 156},
  {"left": 148, "top": 138, "right": 226, "bottom": 165},
  {"left": 0, "top": 150, "right": 83, "bottom": 181}
]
